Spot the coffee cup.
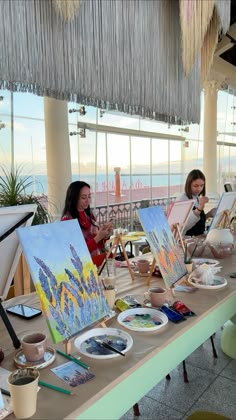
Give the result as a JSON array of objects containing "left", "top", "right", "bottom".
[
  {"left": 103, "top": 275, "right": 116, "bottom": 289},
  {"left": 144, "top": 287, "right": 167, "bottom": 307},
  {"left": 8, "top": 367, "right": 39, "bottom": 419},
  {"left": 21, "top": 332, "right": 47, "bottom": 362},
  {"left": 136, "top": 259, "right": 150, "bottom": 274}
]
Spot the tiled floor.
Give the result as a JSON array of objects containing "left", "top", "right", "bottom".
[{"left": 121, "top": 330, "right": 236, "bottom": 419}]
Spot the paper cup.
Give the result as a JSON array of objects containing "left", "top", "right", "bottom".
[
  {"left": 104, "top": 288, "right": 116, "bottom": 309},
  {"left": 8, "top": 368, "right": 39, "bottom": 419}
]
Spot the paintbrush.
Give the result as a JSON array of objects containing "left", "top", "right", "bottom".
[{"left": 93, "top": 338, "right": 125, "bottom": 357}]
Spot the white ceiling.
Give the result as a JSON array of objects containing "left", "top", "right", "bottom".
[{"left": 209, "top": 23, "right": 236, "bottom": 89}]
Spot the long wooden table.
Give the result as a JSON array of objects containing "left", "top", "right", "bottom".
[{"left": 1, "top": 254, "right": 236, "bottom": 420}]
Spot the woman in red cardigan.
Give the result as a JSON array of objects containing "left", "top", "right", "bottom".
[{"left": 61, "top": 181, "right": 112, "bottom": 267}]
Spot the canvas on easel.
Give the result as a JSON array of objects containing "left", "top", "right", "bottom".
[
  {"left": 167, "top": 199, "right": 194, "bottom": 249},
  {"left": 0, "top": 204, "right": 37, "bottom": 301},
  {"left": 208, "top": 191, "right": 236, "bottom": 231},
  {"left": 137, "top": 206, "right": 187, "bottom": 289},
  {"left": 16, "top": 219, "right": 110, "bottom": 344}
]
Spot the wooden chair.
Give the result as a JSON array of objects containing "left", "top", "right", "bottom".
[{"left": 224, "top": 183, "right": 233, "bottom": 192}]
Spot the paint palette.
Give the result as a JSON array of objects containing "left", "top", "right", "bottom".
[
  {"left": 192, "top": 258, "right": 219, "bottom": 266},
  {"left": 117, "top": 307, "right": 168, "bottom": 332},
  {"left": 188, "top": 275, "right": 227, "bottom": 290},
  {"left": 74, "top": 328, "right": 133, "bottom": 359}
]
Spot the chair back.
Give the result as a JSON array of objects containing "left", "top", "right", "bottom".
[{"left": 224, "top": 183, "right": 233, "bottom": 192}]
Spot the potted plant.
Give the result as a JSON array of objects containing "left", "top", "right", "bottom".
[
  {"left": 0, "top": 165, "right": 51, "bottom": 224},
  {"left": 0, "top": 165, "right": 51, "bottom": 297}
]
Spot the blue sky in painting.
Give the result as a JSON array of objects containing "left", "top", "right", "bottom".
[{"left": 16, "top": 219, "right": 91, "bottom": 277}]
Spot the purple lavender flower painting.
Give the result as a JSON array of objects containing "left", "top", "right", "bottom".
[{"left": 16, "top": 220, "right": 110, "bottom": 343}]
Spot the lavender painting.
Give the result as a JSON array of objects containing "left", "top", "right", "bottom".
[
  {"left": 138, "top": 206, "right": 187, "bottom": 288},
  {"left": 16, "top": 220, "right": 110, "bottom": 343}
]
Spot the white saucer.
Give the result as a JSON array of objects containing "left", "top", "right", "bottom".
[
  {"left": 14, "top": 347, "right": 56, "bottom": 369},
  {"left": 132, "top": 269, "right": 151, "bottom": 277}
]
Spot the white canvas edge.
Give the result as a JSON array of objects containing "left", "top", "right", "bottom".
[
  {"left": 208, "top": 191, "right": 236, "bottom": 231},
  {"left": 0, "top": 204, "right": 37, "bottom": 300},
  {"left": 167, "top": 200, "right": 195, "bottom": 234}
]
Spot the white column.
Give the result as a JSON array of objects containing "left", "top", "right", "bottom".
[
  {"left": 203, "top": 81, "right": 219, "bottom": 195},
  {"left": 44, "top": 97, "right": 72, "bottom": 220}
]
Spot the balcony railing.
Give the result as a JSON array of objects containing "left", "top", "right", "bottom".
[{"left": 96, "top": 196, "right": 176, "bottom": 231}]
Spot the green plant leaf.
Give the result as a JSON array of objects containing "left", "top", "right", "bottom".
[{"left": 0, "top": 165, "right": 51, "bottom": 225}]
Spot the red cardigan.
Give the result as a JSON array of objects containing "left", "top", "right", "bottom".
[{"left": 61, "top": 212, "right": 106, "bottom": 267}]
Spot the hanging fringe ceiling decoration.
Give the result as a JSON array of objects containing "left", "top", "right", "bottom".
[
  {"left": 0, "top": 0, "right": 203, "bottom": 124},
  {"left": 53, "top": 0, "right": 80, "bottom": 21},
  {"left": 201, "top": 8, "right": 219, "bottom": 85},
  {"left": 179, "top": 0, "right": 231, "bottom": 81}
]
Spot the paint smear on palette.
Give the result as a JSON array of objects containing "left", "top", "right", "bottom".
[
  {"left": 123, "top": 314, "right": 162, "bottom": 328},
  {"left": 82, "top": 335, "right": 128, "bottom": 356}
]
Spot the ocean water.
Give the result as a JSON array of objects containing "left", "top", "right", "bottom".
[{"left": 27, "top": 173, "right": 184, "bottom": 194}]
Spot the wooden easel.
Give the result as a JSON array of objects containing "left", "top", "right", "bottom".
[
  {"left": 171, "top": 223, "right": 185, "bottom": 252},
  {"left": 106, "top": 234, "right": 135, "bottom": 281},
  {"left": 146, "top": 257, "right": 156, "bottom": 286},
  {"left": 215, "top": 210, "right": 232, "bottom": 231}
]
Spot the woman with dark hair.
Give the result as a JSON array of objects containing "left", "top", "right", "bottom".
[
  {"left": 176, "top": 169, "right": 215, "bottom": 236},
  {"left": 61, "top": 181, "right": 112, "bottom": 266}
]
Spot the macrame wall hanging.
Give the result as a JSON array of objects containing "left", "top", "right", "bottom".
[
  {"left": 0, "top": 0, "right": 228, "bottom": 125},
  {"left": 179, "top": 0, "right": 231, "bottom": 84},
  {"left": 52, "top": 0, "right": 80, "bottom": 21}
]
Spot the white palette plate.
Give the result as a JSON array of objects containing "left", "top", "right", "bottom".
[
  {"left": 117, "top": 307, "right": 168, "bottom": 332},
  {"left": 192, "top": 258, "right": 219, "bottom": 266},
  {"left": 74, "top": 327, "right": 133, "bottom": 359},
  {"left": 188, "top": 275, "right": 227, "bottom": 290}
]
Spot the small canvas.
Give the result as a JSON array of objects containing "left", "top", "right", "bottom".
[
  {"left": 0, "top": 204, "right": 36, "bottom": 300},
  {"left": 167, "top": 200, "right": 194, "bottom": 233},
  {"left": 137, "top": 206, "right": 187, "bottom": 289},
  {"left": 16, "top": 220, "right": 110, "bottom": 344},
  {"left": 209, "top": 191, "right": 236, "bottom": 231}
]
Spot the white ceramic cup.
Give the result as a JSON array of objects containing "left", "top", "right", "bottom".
[
  {"left": 21, "top": 332, "right": 47, "bottom": 362},
  {"left": 144, "top": 287, "right": 167, "bottom": 307},
  {"left": 8, "top": 368, "right": 39, "bottom": 419}
]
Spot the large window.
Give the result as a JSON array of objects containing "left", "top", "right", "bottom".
[{"left": 1, "top": 87, "right": 236, "bottom": 208}]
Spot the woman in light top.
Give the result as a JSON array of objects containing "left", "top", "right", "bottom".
[
  {"left": 61, "top": 181, "right": 112, "bottom": 267},
  {"left": 176, "top": 169, "right": 215, "bottom": 236}
]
